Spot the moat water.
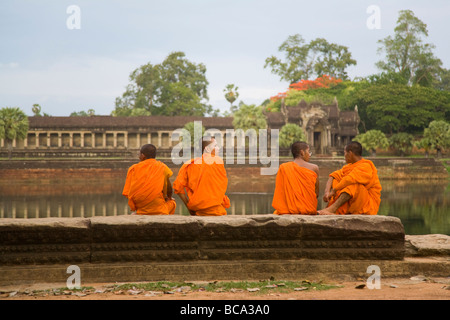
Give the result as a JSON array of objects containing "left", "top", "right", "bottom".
[{"left": 1, "top": 176, "right": 449, "bottom": 235}]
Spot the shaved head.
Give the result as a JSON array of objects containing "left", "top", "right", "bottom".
[
  {"left": 140, "top": 144, "right": 156, "bottom": 159},
  {"left": 291, "top": 141, "right": 309, "bottom": 159},
  {"left": 345, "top": 141, "right": 363, "bottom": 157}
]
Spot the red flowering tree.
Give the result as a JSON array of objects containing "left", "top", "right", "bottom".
[{"left": 270, "top": 75, "right": 342, "bottom": 102}]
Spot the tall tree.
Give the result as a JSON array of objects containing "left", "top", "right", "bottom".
[
  {"left": 0, "top": 107, "right": 29, "bottom": 160},
  {"left": 223, "top": 84, "right": 239, "bottom": 113},
  {"left": 264, "top": 34, "right": 356, "bottom": 84},
  {"left": 376, "top": 10, "right": 442, "bottom": 86},
  {"left": 232, "top": 102, "right": 267, "bottom": 131},
  {"left": 113, "top": 52, "right": 217, "bottom": 117}
]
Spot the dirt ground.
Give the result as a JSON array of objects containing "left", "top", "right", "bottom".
[{"left": 2, "top": 277, "right": 450, "bottom": 300}]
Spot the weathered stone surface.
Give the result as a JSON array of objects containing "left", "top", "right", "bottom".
[
  {"left": 0, "top": 218, "right": 91, "bottom": 265},
  {"left": 0, "top": 215, "right": 406, "bottom": 265},
  {"left": 405, "top": 234, "right": 450, "bottom": 257}
]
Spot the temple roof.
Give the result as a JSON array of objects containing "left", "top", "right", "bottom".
[{"left": 29, "top": 116, "right": 234, "bottom": 130}]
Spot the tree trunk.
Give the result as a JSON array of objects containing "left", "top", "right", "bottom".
[
  {"left": 6, "top": 139, "right": 12, "bottom": 160},
  {"left": 371, "top": 149, "right": 377, "bottom": 157},
  {"left": 436, "top": 148, "right": 442, "bottom": 159}
]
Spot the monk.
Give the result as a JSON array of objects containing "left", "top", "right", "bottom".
[
  {"left": 122, "top": 144, "right": 176, "bottom": 215},
  {"left": 272, "top": 141, "right": 319, "bottom": 215},
  {"left": 173, "top": 137, "right": 230, "bottom": 216},
  {"left": 317, "top": 141, "right": 382, "bottom": 215}
]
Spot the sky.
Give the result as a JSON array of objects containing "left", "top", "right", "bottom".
[{"left": 1, "top": 0, "right": 449, "bottom": 117}]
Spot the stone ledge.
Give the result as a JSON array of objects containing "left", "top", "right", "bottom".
[
  {"left": 0, "top": 258, "right": 448, "bottom": 286},
  {"left": 405, "top": 234, "right": 450, "bottom": 257},
  {"left": 0, "top": 215, "right": 405, "bottom": 265}
]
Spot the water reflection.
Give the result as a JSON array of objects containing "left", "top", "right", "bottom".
[{"left": 1, "top": 177, "right": 449, "bottom": 235}]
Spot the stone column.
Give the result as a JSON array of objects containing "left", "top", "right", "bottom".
[
  {"left": 46, "top": 133, "right": 50, "bottom": 148},
  {"left": 91, "top": 133, "right": 95, "bottom": 148},
  {"left": 157, "top": 132, "right": 162, "bottom": 147},
  {"left": 113, "top": 132, "right": 117, "bottom": 148},
  {"left": 136, "top": 133, "right": 141, "bottom": 149},
  {"left": 58, "top": 133, "right": 62, "bottom": 148},
  {"left": 124, "top": 132, "right": 128, "bottom": 148},
  {"left": 103, "top": 133, "right": 106, "bottom": 148},
  {"left": 24, "top": 136, "right": 28, "bottom": 148},
  {"left": 147, "top": 133, "right": 151, "bottom": 144},
  {"left": 80, "top": 133, "right": 85, "bottom": 148},
  {"left": 69, "top": 133, "right": 73, "bottom": 147},
  {"left": 35, "top": 133, "right": 39, "bottom": 148}
]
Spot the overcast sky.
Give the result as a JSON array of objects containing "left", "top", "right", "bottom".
[{"left": 1, "top": 0, "right": 449, "bottom": 116}]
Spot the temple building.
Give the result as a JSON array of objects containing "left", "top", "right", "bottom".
[
  {"left": 1, "top": 100, "right": 360, "bottom": 157},
  {"left": 265, "top": 99, "right": 360, "bottom": 155}
]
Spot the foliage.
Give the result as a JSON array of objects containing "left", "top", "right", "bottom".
[
  {"left": 113, "top": 51, "right": 218, "bottom": 117},
  {"left": 352, "top": 83, "right": 450, "bottom": 134},
  {"left": 389, "top": 132, "right": 415, "bottom": 156},
  {"left": 279, "top": 124, "right": 306, "bottom": 148},
  {"left": 0, "top": 107, "right": 29, "bottom": 159},
  {"left": 224, "top": 84, "right": 239, "bottom": 113},
  {"left": 182, "top": 121, "right": 205, "bottom": 146},
  {"left": 422, "top": 120, "right": 450, "bottom": 157},
  {"left": 232, "top": 102, "right": 267, "bottom": 131},
  {"left": 270, "top": 75, "right": 342, "bottom": 102},
  {"left": 353, "top": 130, "right": 389, "bottom": 156},
  {"left": 376, "top": 10, "right": 443, "bottom": 86},
  {"left": 264, "top": 34, "right": 356, "bottom": 83},
  {"left": 70, "top": 109, "right": 95, "bottom": 117}
]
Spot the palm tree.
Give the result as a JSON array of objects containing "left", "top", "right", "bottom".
[
  {"left": 224, "top": 84, "right": 239, "bottom": 113},
  {"left": 0, "top": 107, "right": 29, "bottom": 159}
]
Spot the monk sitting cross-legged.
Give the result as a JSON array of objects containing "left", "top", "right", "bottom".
[
  {"left": 317, "top": 141, "right": 382, "bottom": 215},
  {"left": 272, "top": 141, "right": 319, "bottom": 215},
  {"left": 122, "top": 144, "right": 176, "bottom": 215},
  {"left": 173, "top": 137, "right": 230, "bottom": 216}
]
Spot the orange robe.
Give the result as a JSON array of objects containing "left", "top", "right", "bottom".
[
  {"left": 327, "top": 159, "right": 381, "bottom": 215},
  {"left": 173, "top": 153, "right": 230, "bottom": 216},
  {"left": 122, "top": 159, "right": 176, "bottom": 215},
  {"left": 272, "top": 162, "right": 318, "bottom": 215}
]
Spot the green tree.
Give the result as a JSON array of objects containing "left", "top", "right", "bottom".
[
  {"left": 433, "top": 68, "right": 450, "bottom": 91},
  {"left": 376, "top": 10, "right": 443, "bottom": 86},
  {"left": 232, "top": 102, "right": 267, "bottom": 131},
  {"left": 423, "top": 120, "right": 450, "bottom": 158},
  {"left": 279, "top": 124, "right": 306, "bottom": 148},
  {"left": 353, "top": 130, "right": 389, "bottom": 157},
  {"left": 0, "top": 107, "right": 29, "bottom": 160},
  {"left": 183, "top": 121, "right": 206, "bottom": 147},
  {"left": 224, "top": 84, "right": 239, "bottom": 113},
  {"left": 113, "top": 52, "right": 216, "bottom": 117},
  {"left": 414, "top": 136, "right": 433, "bottom": 158},
  {"left": 389, "top": 132, "right": 415, "bottom": 156},
  {"left": 32, "top": 104, "right": 42, "bottom": 117},
  {"left": 352, "top": 83, "right": 450, "bottom": 134},
  {"left": 264, "top": 34, "right": 356, "bottom": 83},
  {"left": 70, "top": 108, "right": 96, "bottom": 117}
]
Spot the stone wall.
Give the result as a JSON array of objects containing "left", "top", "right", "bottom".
[{"left": 0, "top": 215, "right": 405, "bottom": 266}]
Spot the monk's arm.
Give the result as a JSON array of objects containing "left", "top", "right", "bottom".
[
  {"left": 165, "top": 176, "right": 173, "bottom": 200},
  {"left": 314, "top": 166, "right": 320, "bottom": 199},
  {"left": 176, "top": 191, "right": 195, "bottom": 216},
  {"left": 333, "top": 163, "right": 372, "bottom": 190},
  {"left": 323, "top": 176, "right": 335, "bottom": 202}
]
